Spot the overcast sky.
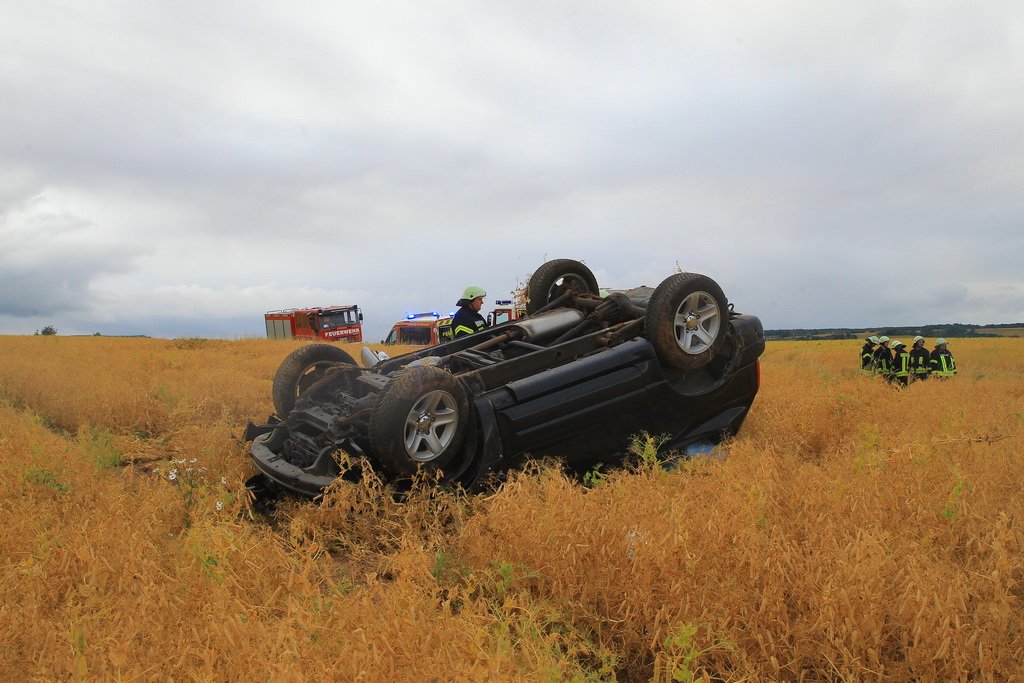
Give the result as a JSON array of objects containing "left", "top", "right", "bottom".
[{"left": 2, "top": 1, "right": 1023, "bottom": 341}]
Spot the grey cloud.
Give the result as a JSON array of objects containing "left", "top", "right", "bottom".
[
  {"left": 2, "top": 1, "right": 1024, "bottom": 338},
  {"left": 0, "top": 190, "right": 144, "bottom": 317}
]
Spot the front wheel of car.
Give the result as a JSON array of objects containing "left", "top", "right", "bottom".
[
  {"left": 369, "top": 366, "right": 470, "bottom": 478},
  {"left": 645, "top": 273, "right": 728, "bottom": 371},
  {"left": 525, "top": 259, "right": 600, "bottom": 314},
  {"left": 272, "top": 344, "right": 357, "bottom": 416}
]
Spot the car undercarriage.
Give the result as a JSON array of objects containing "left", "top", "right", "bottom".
[{"left": 244, "top": 259, "right": 765, "bottom": 499}]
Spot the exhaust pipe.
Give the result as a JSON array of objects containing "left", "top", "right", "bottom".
[{"left": 509, "top": 308, "right": 586, "bottom": 344}]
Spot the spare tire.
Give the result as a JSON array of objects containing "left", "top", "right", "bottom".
[
  {"left": 369, "top": 366, "right": 470, "bottom": 478},
  {"left": 525, "top": 259, "right": 600, "bottom": 314},
  {"left": 272, "top": 344, "right": 357, "bottom": 416},
  {"left": 644, "top": 273, "right": 728, "bottom": 371}
]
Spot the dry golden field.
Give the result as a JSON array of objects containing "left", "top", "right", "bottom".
[{"left": 1, "top": 335, "right": 1022, "bottom": 681}]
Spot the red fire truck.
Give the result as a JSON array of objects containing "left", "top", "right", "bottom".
[
  {"left": 382, "top": 300, "right": 525, "bottom": 346},
  {"left": 264, "top": 305, "right": 363, "bottom": 343},
  {"left": 487, "top": 299, "right": 524, "bottom": 326},
  {"left": 383, "top": 312, "right": 453, "bottom": 345}
]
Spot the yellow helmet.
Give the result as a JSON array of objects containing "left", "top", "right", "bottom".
[{"left": 461, "top": 285, "right": 487, "bottom": 300}]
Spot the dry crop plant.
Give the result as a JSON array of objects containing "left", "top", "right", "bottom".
[
  {"left": 412, "top": 338, "right": 1024, "bottom": 679},
  {"left": 0, "top": 336, "right": 618, "bottom": 680},
  {"left": 0, "top": 336, "right": 617, "bottom": 680},
  {"left": 0, "top": 335, "right": 1022, "bottom": 680}
]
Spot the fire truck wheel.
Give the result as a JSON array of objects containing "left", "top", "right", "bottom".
[
  {"left": 525, "top": 259, "right": 600, "bottom": 314},
  {"left": 272, "top": 344, "right": 357, "bottom": 416},
  {"left": 644, "top": 273, "right": 728, "bottom": 371},
  {"left": 369, "top": 366, "right": 470, "bottom": 478}
]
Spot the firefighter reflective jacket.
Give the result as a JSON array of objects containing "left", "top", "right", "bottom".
[
  {"left": 930, "top": 349, "right": 957, "bottom": 377},
  {"left": 909, "top": 347, "right": 931, "bottom": 375},
  {"left": 893, "top": 350, "right": 911, "bottom": 378},
  {"left": 873, "top": 346, "right": 893, "bottom": 375},
  {"left": 451, "top": 306, "right": 486, "bottom": 338},
  {"left": 860, "top": 342, "right": 876, "bottom": 374}
]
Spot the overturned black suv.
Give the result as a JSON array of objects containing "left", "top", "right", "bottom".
[{"left": 244, "top": 259, "right": 764, "bottom": 497}]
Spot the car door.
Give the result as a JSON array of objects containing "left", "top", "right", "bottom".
[{"left": 490, "top": 339, "right": 663, "bottom": 459}]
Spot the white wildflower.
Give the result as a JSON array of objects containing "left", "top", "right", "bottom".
[{"left": 626, "top": 528, "right": 648, "bottom": 561}]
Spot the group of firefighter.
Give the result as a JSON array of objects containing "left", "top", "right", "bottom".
[{"left": 860, "top": 335, "right": 957, "bottom": 386}]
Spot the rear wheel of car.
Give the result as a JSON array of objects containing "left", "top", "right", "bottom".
[
  {"left": 369, "top": 366, "right": 470, "bottom": 478},
  {"left": 525, "top": 259, "right": 600, "bottom": 314},
  {"left": 272, "top": 344, "right": 357, "bottom": 416},
  {"left": 645, "top": 273, "right": 728, "bottom": 371}
]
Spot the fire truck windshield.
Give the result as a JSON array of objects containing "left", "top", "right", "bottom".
[{"left": 319, "top": 310, "right": 356, "bottom": 329}]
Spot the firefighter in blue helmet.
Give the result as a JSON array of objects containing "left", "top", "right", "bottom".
[{"left": 451, "top": 285, "right": 487, "bottom": 338}]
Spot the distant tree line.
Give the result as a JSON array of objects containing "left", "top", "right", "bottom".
[{"left": 765, "top": 323, "right": 1024, "bottom": 341}]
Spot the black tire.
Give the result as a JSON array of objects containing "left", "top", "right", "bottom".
[
  {"left": 272, "top": 344, "right": 357, "bottom": 416},
  {"left": 368, "top": 366, "right": 470, "bottom": 478},
  {"left": 644, "top": 273, "right": 728, "bottom": 371},
  {"left": 525, "top": 259, "right": 600, "bottom": 314}
]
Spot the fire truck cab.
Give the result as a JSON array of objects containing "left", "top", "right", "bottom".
[
  {"left": 383, "top": 312, "right": 452, "bottom": 346},
  {"left": 487, "top": 299, "right": 524, "bottom": 326},
  {"left": 265, "top": 305, "right": 363, "bottom": 343},
  {"left": 383, "top": 300, "right": 524, "bottom": 346}
]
